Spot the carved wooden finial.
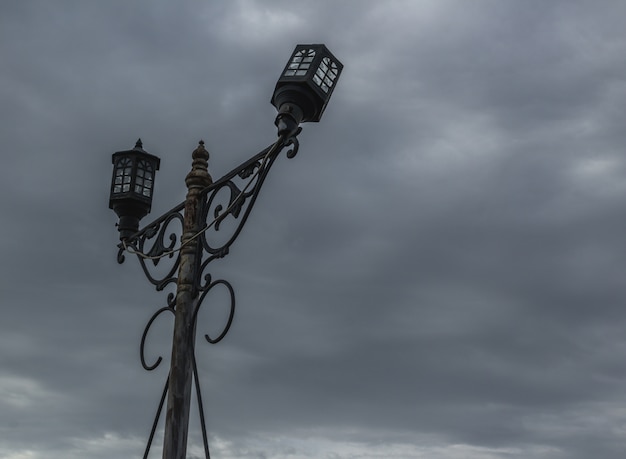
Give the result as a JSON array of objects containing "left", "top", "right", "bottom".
[{"left": 185, "top": 140, "right": 213, "bottom": 189}]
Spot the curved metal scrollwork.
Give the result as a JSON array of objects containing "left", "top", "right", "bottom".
[
  {"left": 140, "top": 304, "right": 175, "bottom": 371},
  {"left": 195, "top": 277, "right": 236, "bottom": 344},
  {"left": 117, "top": 203, "right": 185, "bottom": 291},
  {"left": 117, "top": 131, "right": 300, "bottom": 296},
  {"left": 195, "top": 133, "right": 300, "bottom": 294}
]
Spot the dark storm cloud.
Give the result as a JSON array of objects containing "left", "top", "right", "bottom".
[{"left": 1, "top": 0, "right": 626, "bottom": 458}]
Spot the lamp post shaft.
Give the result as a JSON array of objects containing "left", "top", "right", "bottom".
[{"left": 162, "top": 142, "right": 213, "bottom": 459}]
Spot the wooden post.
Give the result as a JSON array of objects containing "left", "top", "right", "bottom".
[{"left": 162, "top": 142, "right": 212, "bottom": 459}]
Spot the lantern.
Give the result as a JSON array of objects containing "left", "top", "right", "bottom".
[
  {"left": 271, "top": 44, "right": 343, "bottom": 136},
  {"left": 109, "top": 139, "right": 160, "bottom": 240}
]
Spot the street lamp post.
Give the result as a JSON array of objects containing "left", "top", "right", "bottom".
[{"left": 109, "top": 44, "right": 342, "bottom": 459}]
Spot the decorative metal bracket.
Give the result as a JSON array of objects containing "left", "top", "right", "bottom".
[{"left": 116, "top": 130, "right": 301, "bottom": 458}]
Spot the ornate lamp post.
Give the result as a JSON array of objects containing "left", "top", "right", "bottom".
[{"left": 109, "top": 44, "right": 342, "bottom": 459}]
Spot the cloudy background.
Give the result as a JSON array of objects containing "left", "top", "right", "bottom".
[{"left": 2, "top": 0, "right": 626, "bottom": 458}]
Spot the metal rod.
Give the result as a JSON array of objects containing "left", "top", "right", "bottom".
[
  {"left": 192, "top": 349, "right": 211, "bottom": 458},
  {"left": 144, "top": 376, "right": 169, "bottom": 459}
]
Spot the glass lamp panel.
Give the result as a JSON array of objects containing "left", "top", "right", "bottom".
[
  {"left": 131, "top": 159, "right": 155, "bottom": 198},
  {"left": 284, "top": 48, "right": 316, "bottom": 77},
  {"left": 112, "top": 157, "right": 134, "bottom": 196},
  {"left": 137, "top": 160, "right": 151, "bottom": 176},
  {"left": 313, "top": 57, "right": 338, "bottom": 94},
  {"left": 114, "top": 158, "right": 131, "bottom": 187},
  {"left": 117, "top": 157, "right": 131, "bottom": 167}
]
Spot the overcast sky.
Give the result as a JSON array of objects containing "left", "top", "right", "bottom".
[{"left": 2, "top": 1, "right": 626, "bottom": 458}]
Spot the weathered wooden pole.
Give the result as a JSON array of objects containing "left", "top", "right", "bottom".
[{"left": 162, "top": 141, "right": 212, "bottom": 459}]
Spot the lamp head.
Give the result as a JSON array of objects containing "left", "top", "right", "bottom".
[
  {"left": 271, "top": 44, "right": 343, "bottom": 137},
  {"left": 109, "top": 139, "right": 160, "bottom": 240}
]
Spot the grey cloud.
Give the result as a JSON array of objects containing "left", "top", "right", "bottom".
[{"left": 2, "top": 1, "right": 626, "bottom": 458}]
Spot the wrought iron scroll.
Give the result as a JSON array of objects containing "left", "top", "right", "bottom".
[
  {"left": 116, "top": 130, "right": 300, "bottom": 295},
  {"left": 117, "top": 202, "right": 185, "bottom": 292},
  {"left": 140, "top": 306, "right": 174, "bottom": 459},
  {"left": 196, "top": 132, "right": 300, "bottom": 293}
]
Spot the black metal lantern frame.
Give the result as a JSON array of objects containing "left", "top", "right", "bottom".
[
  {"left": 272, "top": 44, "right": 343, "bottom": 134},
  {"left": 109, "top": 139, "right": 161, "bottom": 240}
]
